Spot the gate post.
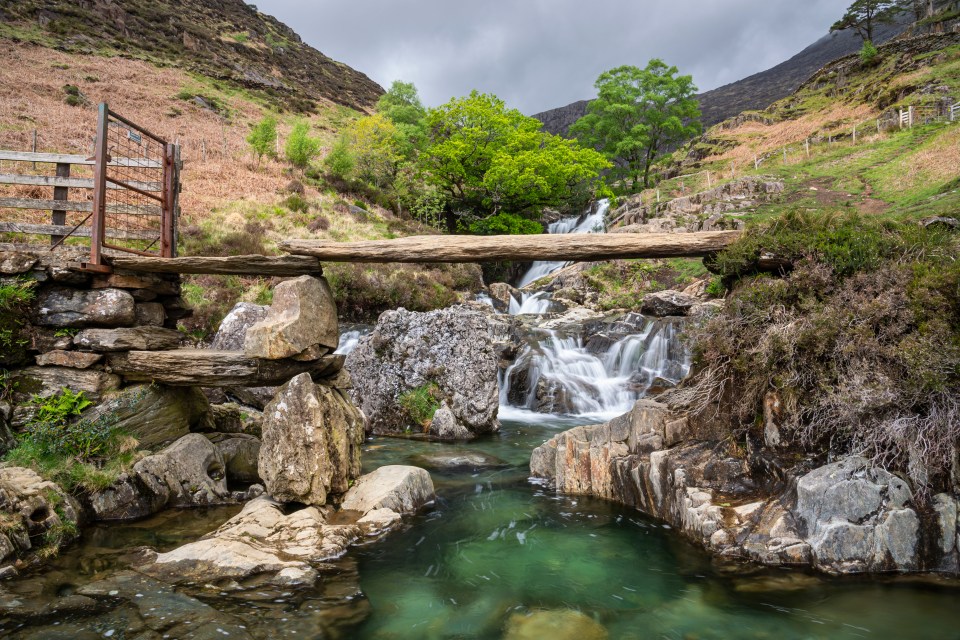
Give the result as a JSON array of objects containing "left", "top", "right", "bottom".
[{"left": 89, "top": 103, "right": 109, "bottom": 266}]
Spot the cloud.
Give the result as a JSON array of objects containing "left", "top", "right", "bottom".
[{"left": 255, "top": 0, "right": 851, "bottom": 114}]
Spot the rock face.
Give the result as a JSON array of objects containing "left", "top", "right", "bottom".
[
  {"left": 258, "top": 373, "right": 364, "bottom": 506},
  {"left": 33, "top": 287, "right": 135, "bottom": 327},
  {"left": 81, "top": 384, "right": 212, "bottom": 449},
  {"left": 530, "top": 399, "right": 940, "bottom": 575},
  {"left": 346, "top": 306, "right": 500, "bottom": 439},
  {"left": 138, "top": 465, "right": 435, "bottom": 588},
  {"left": 244, "top": 276, "right": 339, "bottom": 359},
  {"left": 0, "top": 467, "right": 81, "bottom": 572}
]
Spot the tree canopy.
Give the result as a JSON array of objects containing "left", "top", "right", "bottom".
[
  {"left": 570, "top": 60, "right": 701, "bottom": 189},
  {"left": 419, "top": 91, "right": 611, "bottom": 231},
  {"left": 831, "top": 0, "right": 903, "bottom": 43}
]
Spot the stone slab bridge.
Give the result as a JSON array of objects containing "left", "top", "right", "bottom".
[{"left": 86, "top": 230, "right": 740, "bottom": 276}]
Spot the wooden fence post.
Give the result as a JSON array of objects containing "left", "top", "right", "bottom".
[
  {"left": 805, "top": 138, "right": 810, "bottom": 158},
  {"left": 50, "top": 162, "right": 70, "bottom": 247},
  {"left": 89, "top": 103, "right": 109, "bottom": 267}
]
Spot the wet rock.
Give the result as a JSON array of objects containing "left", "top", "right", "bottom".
[
  {"left": 0, "top": 251, "right": 37, "bottom": 274},
  {"left": 12, "top": 366, "right": 120, "bottom": 403},
  {"left": 76, "top": 571, "right": 253, "bottom": 639},
  {"left": 211, "top": 302, "right": 268, "bottom": 351},
  {"left": 504, "top": 609, "right": 608, "bottom": 640},
  {"left": 346, "top": 306, "right": 500, "bottom": 439},
  {"left": 81, "top": 384, "right": 211, "bottom": 449},
  {"left": 244, "top": 275, "right": 339, "bottom": 359},
  {"left": 34, "top": 350, "right": 102, "bottom": 369},
  {"left": 340, "top": 465, "right": 435, "bottom": 515},
  {"left": 640, "top": 290, "right": 698, "bottom": 317},
  {"left": 134, "top": 433, "right": 231, "bottom": 507},
  {"left": 796, "top": 457, "right": 920, "bottom": 573},
  {"left": 85, "top": 471, "right": 169, "bottom": 521},
  {"left": 73, "top": 326, "right": 181, "bottom": 351},
  {"left": 410, "top": 451, "right": 507, "bottom": 471},
  {"left": 258, "top": 373, "right": 364, "bottom": 505},
  {"left": 0, "top": 467, "right": 81, "bottom": 569},
  {"left": 33, "top": 287, "right": 135, "bottom": 327},
  {"left": 138, "top": 496, "right": 352, "bottom": 587}
]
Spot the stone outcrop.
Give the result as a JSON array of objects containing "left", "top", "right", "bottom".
[
  {"left": 346, "top": 306, "right": 500, "bottom": 439},
  {"left": 0, "top": 467, "right": 81, "bottom": 575},
  {"left": 640, "top": 290, "right": 699, "bottom": 317},
  {"left": 530, "top": 399, "right": 946, "bottom": 575},
  {"left": 137, "top": 465, "right": 434, "bottom": 588},
  {"left": 258, "top": 373, "right": 364, "bottom": 505},
  {"left": 244, "top": 275, "right": 338, "bottom": 359},
  {"left": 609, "top": 176, "right": 783, "bottom": 234}
]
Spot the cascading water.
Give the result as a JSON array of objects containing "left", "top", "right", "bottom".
[
  {"left": 335, "top": 327, "right": 371, "bottom": 355},
  {"left": 499, "top": 316, "right": 690, "bottom": 421},
  {"left": 515, "top": 199, "right": 610, "bottom": 289}
]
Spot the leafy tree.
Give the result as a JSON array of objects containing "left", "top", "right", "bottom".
[
  {"left": 571, "top": 60, "right": 701, "bottom": 189},
  {"left": 420, "top": 91, "right": 610, "bottom": 231},
  {"left": 323, "top": 136, "right": 355, "bottom": 179},
  {"left": 831, "top": 0, "right": 903, "bottom": 43},
  {"left": 347, "top": 113, "right": 404, "bottom": 189},
  {"left": 377, "top": 80, "right": 427, "bottom": 159},
  {"left": 246, "top": 115, "right": 277, "bottom": 168},
  {"left": 284, "top": 120, "right": 321, "bottom": 172}
]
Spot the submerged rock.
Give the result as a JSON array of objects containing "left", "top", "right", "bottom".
[
  {"left": 346, "top": 306, "right": 500, "bottom": 439},
  {"left": 258, "top": 373, "right": 364, "bottom": 506},
  {"left": 410, "top": 451, "right": 507, "bottom": 471},
  {"left": 504, "top": 609, "right": 608, "bottom": 640}
]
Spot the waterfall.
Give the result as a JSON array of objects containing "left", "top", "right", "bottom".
[
  {"left": 508, "top": 291, "right": 552, "bottom": 315},
  {"left": 499, "top": 317, "right": 690, "bottom": 421},
  {"left": 335, "top": 327, "right": 370, "bottom": 355},
  {"left": 516, "top": 199, "right": 610, "bottom": 288}
]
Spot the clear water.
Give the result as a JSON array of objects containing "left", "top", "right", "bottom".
[{"left": 7, "top": 420, "right": 960, "bottom": 638}]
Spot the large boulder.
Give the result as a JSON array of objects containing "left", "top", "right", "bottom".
[
  {"left": 244, "top": 276, "right": 338, "bottom": 359},
  {"left": 133, "top": 433, "right": 234, "bottom": 507},
  {"left": 346, "top": 306, "right": 500, "bottom": 439},
  {"left": 33, "top": 287, "right": 135, "bottom": 327},
  {"left": 340, "top": 465, "right": 435, "bottom": 514},
  {"left": 258, "top": 373, "right": 364, "bottom": 505}
]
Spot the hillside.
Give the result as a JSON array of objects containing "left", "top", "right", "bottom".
[
  {"left": 533, "top": 16, "right": 913, "bottom": 136},
  {"left": 0, "top": 0, "right": 383, "bottom": 112}
]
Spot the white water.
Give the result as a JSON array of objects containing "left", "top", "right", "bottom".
[
  {"left": 508, "top": 291, "right": 552, "bottom": 315},
  {"left": 515, "top": 199, "right": 610, "bottom": 288},
  {"left": 499, "top": 318, "right": 690, "bottom": 421},
  {"left": 335, "top": 329, "right": 367, "bottom": 355}
]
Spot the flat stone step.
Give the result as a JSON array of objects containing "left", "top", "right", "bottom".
[{"left": 105, "top": 350, "right": 343, "bottom": 387}]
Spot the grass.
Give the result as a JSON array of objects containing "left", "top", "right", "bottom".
[
  {"left": 398, "top": 384, "right": 442, "bottom": 431},
  {"left": 0, "top": 279, "right": 36, "bottom": 366}
]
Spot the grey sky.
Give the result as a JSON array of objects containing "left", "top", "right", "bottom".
[{"left": 255, "top": 0, "right": 852, "bottom": 114}]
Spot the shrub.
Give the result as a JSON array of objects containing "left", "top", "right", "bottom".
[
  {"left": 680, "top": 213, "right": 960, "bottom": 493},
  {"left": 285, "top": 120, "right": 321, "bottom": 172},
  {"left": 324, "top": 137, "right": 355, "bottom": 178},
  {"left": 399, "top": 383, "right": 442, "bottom": 430},
  {"left": 859, "top": 40, "right": 879, "bottom": 65},
  {"left": 246, "top": 115, "right": 277, "bottom": 168}
]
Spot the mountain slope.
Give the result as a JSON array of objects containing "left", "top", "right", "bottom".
[
  {"left": 0, "top": 0, "right": 383, "bottom": 112},
  {"left": 534, "top": 17, "right": 912, "bottom": 136}
]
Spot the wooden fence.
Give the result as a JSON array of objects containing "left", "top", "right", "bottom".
[{"left": 0, "top": 103, "right": 180, "bottom": 269}]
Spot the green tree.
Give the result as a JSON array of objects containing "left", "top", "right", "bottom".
[
  {"left": 323, "top": 136, "right": 355, "bottom": 179},
  {"left": 377, "top": 80, "right": 427, "bottom": 159},
  {"left": 831, "top": 0, "right": 903, "bottom": 43},
  {"left": 571, "top": 60, "right": 701, "bottom": 189},
  {"left": 284, "top": 120, "right": 321, "bottom": 172},
  {"left": 420, "top": 91, "right": 610, "bottom": 231},
  {"left": 246, "top": 115, "right": 277, "bottom": 168}
]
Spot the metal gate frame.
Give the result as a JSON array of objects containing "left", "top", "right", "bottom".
[{"left": 88, "top": 103, "right": 180, "bottom": 269}]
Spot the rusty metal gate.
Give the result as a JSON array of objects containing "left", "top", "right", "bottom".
[{"left": 88, "top": 103, "right": 179, "bottom": 268}]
